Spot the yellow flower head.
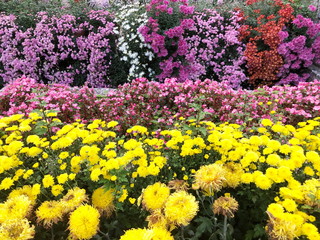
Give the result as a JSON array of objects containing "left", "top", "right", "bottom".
[
  {"left": 36, "top": 200, "right": 64, "bottom": 228},
  {"left": 164, "top": 191, "right": 199, "bottom": 226},
  {"left": 261, "top": 119, "right": 273, "bottom": 127},
  {"left": 69, "top": 205, "right": 100, "bottom": 240},
  {"left": 8, "top": 185, "right": 39, "bottom": 205},
  {"left": 51, "top": 184, "right": 64, "bottom": 197},
  {"left": 254, "top": 174, "right": 273, "bottom": 190},
  {"left": 146, "top": 209, "right": 168, "bottom": 229},
  {"left": 212, "top": 196, "right": 239, "bottom": 218},
  {"left": 149, "top": 227, "right": 174, "bottom": 240},
  {"left": 119, "top": 227, "right": 173, "bottom": 240},
  {"left": 0, "top": 195, "right": 32, "bottom": 223},
  {"left": 0, "top": 177, "right": 14, "bottom": 190},
  {"left": 0, "top": 218, "right": 35, "bottom": 240},
  {"left": 57, "top": 173, "right": 69, "bottom": 184},
  {"left": 61, "top": 187, "right": 88, "bottom": 213},
  {"left": 168, "top": 179, "right": 189, "bottom": 191},
  {"left": 142, "top": 182, "right": 170, "bottom": 211},
  {"left": 119, "top": 228, "right": 148, "bottom": 240},
  {"left": 42, "top": 175, "right": 55, "bottom": 188},
  {"left": 266, "top": 212, "right": 298, "bottom": 240},
  {"left": 92, "top": 187, "right": 115, "bottom": 217},
  {"left": 193, "top": 164, "right": 226, "bottom": 195},
  {"left": 107, "top": 121, "right": 118, "bottom": 128}
]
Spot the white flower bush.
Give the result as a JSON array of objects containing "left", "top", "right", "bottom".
[{"left": 115, "top": 4, "right": 156, "bottom": 81}]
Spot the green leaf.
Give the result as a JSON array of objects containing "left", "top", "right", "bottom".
[
  {"left": 198, "top": 127, "right": 208, "bottom": 137},
  {"left": 33, "top": 127, "right": 47, "bottom": 135},
  {"left": 198, "top": 111, "right": 207, "bottom": 121},
  {"left": 194, "top": 216, "right": 214, "bottom": 236},
  {"left": 253, "top": 224, "right": 266, "bottom": 238}
]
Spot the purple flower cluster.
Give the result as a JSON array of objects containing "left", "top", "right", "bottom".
[
  {"left": 139, "top": 0, "right": 196, "bottom": 81},
  {"left": 0, "top": 10, "right": 116, "bottom": 87},
  {"left": 184, "top": 9, "right": 247, "bottom": 88},
  {"left": 277, "top": 15, "right": 320, "bottom": 85}
]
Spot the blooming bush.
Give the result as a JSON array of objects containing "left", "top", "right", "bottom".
[
  {"left": 139, "top": 0, "right": 197, "bottom": 81},
  {"left": 0, "top": 77, "right": 100, "bottom": 122},
  {"left": 238, "top": 0, "right": 295, "bottom": 88},
  {"left": 0, "top": 10, "right": 120, "bottom": 88},
  {"left": 277, "top": 14, "right": 320, "bottom": 85},
  {"left": 0, "top": 112, "right": 319, "bottom": 239},
  {"left": 184, "top": 9, "right": 247, "bottom": 88},
  {"left": 1, "top": 77, "right": 320, "bottom": 131},
  {"left": 115, "top": 4, "right": 156, "bottom": 81}
]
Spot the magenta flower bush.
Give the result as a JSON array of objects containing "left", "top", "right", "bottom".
[
  {"left": 277, "top": 14, "right": 320, "bottom": 85},
  {"left": 139, "top": 0, "right": 196, "bottom": 81},
  {"left": 184, "top": 9, "right": 247, "bottom": 88},
  {"left": 0, "top": 10, "right": 117, "bottom": 88},
  {"left": 1, "top": 77, "right": 320, "bottom": 132}
]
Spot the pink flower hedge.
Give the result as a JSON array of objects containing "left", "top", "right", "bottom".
[{"left": 1, "top": 77, "right": 319, "bottom": 130}]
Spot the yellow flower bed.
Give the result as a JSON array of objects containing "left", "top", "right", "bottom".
[{"left": 0, "top": 112, "right": 319, "bottom": 239}]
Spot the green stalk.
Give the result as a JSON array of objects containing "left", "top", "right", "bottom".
[{"left": 222, "top": 215, "right": 228, "bottom": 240}]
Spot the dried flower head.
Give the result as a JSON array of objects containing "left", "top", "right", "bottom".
[
  {"left": 168, "top": 179, "right": 189, "bottom": 191},
  {"left": 212, "top": 196, "right": 239, "bottom": 218}
]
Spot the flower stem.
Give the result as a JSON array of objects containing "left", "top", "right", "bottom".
[
  {"left": 181, "top": 226, "right": 185, "bottom": 240},
  {"left": 222, "top": 215, "right": 228, "bottom": 240},
  {"left": 98, "top": 229, "right": 111, "bottom": 240}
]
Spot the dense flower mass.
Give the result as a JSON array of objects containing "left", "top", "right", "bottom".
[
  {"left": 0, "top": 0, "right": 319, "bottom": 88},
  {"left": 0, "top": 10, "right": 117, "bottom": 87},
  {"left": 184, "top": 9, "right": 247, "bottom": 88},
  {"left": 0, "top": 109, "right": 319, "bottom": 239},
  {"left": 1, "top": 77, "right": 320, "bottom": 130}
]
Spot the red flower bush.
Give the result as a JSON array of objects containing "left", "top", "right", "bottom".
[{"left": 239, "top": 0, "right": 294, "bottom": 88}]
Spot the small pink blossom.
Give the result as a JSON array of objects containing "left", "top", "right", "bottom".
[{"left": 308, "top": 5, "right": 317, "bottom": 12}]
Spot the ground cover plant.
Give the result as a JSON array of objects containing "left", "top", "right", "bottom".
[{"left": 1, "top": 77, "right": 320, "bottom": 131}]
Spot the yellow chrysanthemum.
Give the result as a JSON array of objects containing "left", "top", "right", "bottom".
[
  {"left": 223, "top": 163, "right": 244, "bottom": 188},
  {"left": 61, "top": 187, "right": 88, "bottom": 213},
  {"left": 301, "top": 223, "right": 320, "bottom": 239},
  {"left": 281, "top": 199, "right": 297, "bottom": 212},
  {"left": 8, "top": 185, "right": 39, "bottom": 205},
  {"left": 119, "top": 227, "right": 173, "bottom": 240},
  {"left": 149, "top": 227, "right": 174, "bottom": 240},
  {"left": 57, "top": 173, "right": 69, "bottom": 184},
  {"left": 0, "top": 195, "right": 32, "bottom": 223},
  {"left": 69, "top": 205, "right": 100, "bottom": 240},
  {"left": 42, "top": 175, "right": 55, "bottom": 188},
  {"left": 142, "top": 182, "right": 170, "bottom": 211},
  {"left": 119, "top": 228, "right": 148, "bottom": 240},
  {"left": 164, "top": 191, "right": 199, "bottom": 226},
  {"left": 36, "top": 200, "right": 64, "bottom": 228},
  {"left": 51, "top": 184, "right": 64, "bottom": 196},
  {"left": 92, "top": 187, "right": 115, "bottom": 217},
  {"left": 0, "top": 177, "right": 14, "bottom": 190},
  {"left": 254, "top": 174, "right": 273, "bottom": 190},
  {"left": 146, "top": 209, "right": 168, "bottom": 229},
  {"left": 0, "top": 218, "right": 35, "bottom": 240},
  {"left": 193, "top": 164, "right": 226, "bottom": 195},
  {"left": 266, "top": 212, "right": 298, "bottom": 240}
]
